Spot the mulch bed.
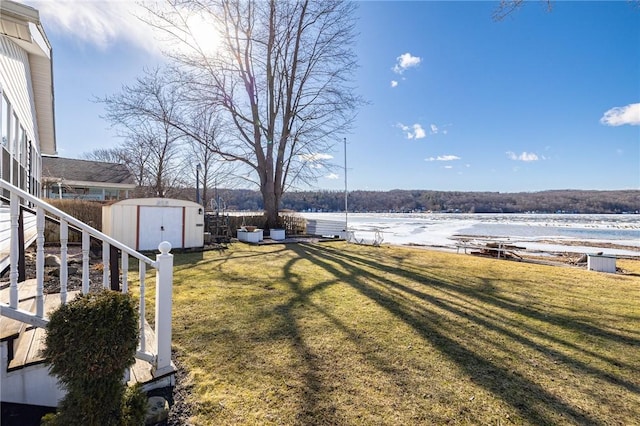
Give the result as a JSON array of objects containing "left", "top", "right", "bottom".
[{"left": 0, "top": 245, "right": 104, "bottom": 294}]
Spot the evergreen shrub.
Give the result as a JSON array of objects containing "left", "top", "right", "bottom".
[{"left": 42, "top": 289, "right": 146, "bottom": 425}]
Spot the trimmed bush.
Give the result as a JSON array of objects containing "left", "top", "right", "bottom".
[{"left": 42, "top": 290, "right": 145, "bottom": 425}]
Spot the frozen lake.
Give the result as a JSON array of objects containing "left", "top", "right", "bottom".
[{"left": 300, "top": 213, "right": 640, "bottom": 257}]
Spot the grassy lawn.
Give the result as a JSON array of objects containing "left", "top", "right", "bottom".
[{"left": 143, "top": 242, "right": 640, "bottom": 425}]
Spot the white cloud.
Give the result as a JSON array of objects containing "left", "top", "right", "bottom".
[
  {"left": 299, "top": 153, "right": 333, "bottom": 162},
  {"left": 28, "top": 0, "right": 221, "bottom": 56},
  {"left": 600, "top": 103, "right": 640, "bottom": 126},
  {"left": 396, "top": 123, "right": 426, "bottom": 140},
  {"left": 506, "top": 151, "right": 540, "bottom": 162},
  {"left": 392, "top": 52, "right": 421, "bottom": 74},
  {"left": 429, "top": 123, "right": 452, "bottom": 135},
  {"left": 425, "top": 155, "right": 460, "bottom": 162},
  {"left": 29, "top": 1, "right": 158, "bottom": 52},
  {"left": 444, "top": 165, "right": 453, "bottom": 169},
  {"left": 390, "top": 80, "right": 398, "bottom": 88},
  {"left": 326, "top": 173, "right": 339, "bottom": 180}
]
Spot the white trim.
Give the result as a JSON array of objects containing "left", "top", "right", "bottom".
[{"left": 55, "top": 179, "right": 136, "bottom": 189}]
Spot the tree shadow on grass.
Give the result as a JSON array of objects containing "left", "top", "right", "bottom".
[
  {"left": 279, "top": 242, "right": 638, "bottom": 425},
  {"left": 267, "top": 246, "right": 344, "bottom": 424},
  {"left": 171, "top": 245, "right": 288, "bottom": 271}
]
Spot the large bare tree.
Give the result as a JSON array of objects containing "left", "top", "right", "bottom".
[
  {"left": 142, "top": 0, "right": 361, "bottom": 227},
  {"left": 99, "top": 68, "right": 187, "bottom": 198}
]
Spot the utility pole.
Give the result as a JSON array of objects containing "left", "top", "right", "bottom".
[
  {"left": 344, "top": 137, "right": 348, "bottom": 233},
  {"left": 196, "top": 163, "right": 201, "bottom": 205}
]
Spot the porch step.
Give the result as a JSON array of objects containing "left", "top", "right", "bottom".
[
  {"left": 0, "top": 279, "right": 38, "bottom": 341},
  {"left": 7, "top": 291, "right": 80, "bottom": 371},
  {"left": 128, "top": 321, "right": 175, "bottom": 387}
]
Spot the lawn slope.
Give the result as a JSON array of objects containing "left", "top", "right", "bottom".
[{"left": 152, "top": 242, "right": 640, "bottom": 425}]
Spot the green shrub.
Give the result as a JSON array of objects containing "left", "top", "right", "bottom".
[
  {"left": 122, "top": 384, "right": 148, "bottom": 426},
  {"left": 42, "top": 290, "right": 145, "bottom": 425}
]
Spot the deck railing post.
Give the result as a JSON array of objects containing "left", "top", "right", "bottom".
[
  {"left": 60, "top": 220, "right": 68, "bottom": 304},
  {"left": 9, "top": 192, "right": 19, "bottom": 308},
  {"left": 18, "top": 206, "right": 25, "bottom": 282},
  {"left": 35, "top": 207, "right": 45, "bottom": 317},
  {"left": 121, "top": 252, "right": 128, "bottom": 293},
  {"left": 81, "top": 231, "right": 90, "bottom": 294},
  {"left": 154, "top": 241, "right": 173, "bottom": 376},
  {"left": 110, "top": 245, "right": 119, "bottom": 291},
  {"left": 102, "top": 241, "right": 110, "bottom": 289},
  {"left": 138, "top": 262, "right": 146, "bottom": 354}
]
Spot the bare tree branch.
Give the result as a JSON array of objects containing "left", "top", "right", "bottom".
[
  {"left": 103, "top": 0, "right": 361, "bottom": 227},
  {"left": 493, "top": 0, "right": 552, "bottom": 21}
]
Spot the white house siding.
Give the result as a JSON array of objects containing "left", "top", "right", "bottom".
[
  {"left": 0, "top": 35, "right": 43, "bottom": 198},
  {"left": 0, "top": 36, "right": 39, "bottom": 155},
  {"left": 0, "top": 2, "right": 52, "bottom": 269}
]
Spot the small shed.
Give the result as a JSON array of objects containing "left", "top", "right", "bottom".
[
  {"left": 587, "top": 254, "right": 617, "bottom": 273},
  {"left": 103, "top": 198, "right": 204, "bottom": 251}
]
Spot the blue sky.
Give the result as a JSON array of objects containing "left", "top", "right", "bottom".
[{"left": 30, "top": 1, "right": 639, "bottom": 192}]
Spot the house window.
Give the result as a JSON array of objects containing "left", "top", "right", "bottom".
[
  {"left": 11, "top": 112, "right": 18, "bottom": 157},
  {"left": 87, "top": 187, "right": 105, "bottom": 201},
  {"left": 19, "top": 125, "right": 25, "bottom": 166},
  {"left": 105, "top": 188, "right": 121, "bottom": 200},
  {"left": 1, "top": 147, "right": 9, "bottom": 183}
]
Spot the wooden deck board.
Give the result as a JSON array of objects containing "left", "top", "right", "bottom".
[
  {"left": 0, "top": 296, "right": 36, "bottom": 341},
  {"left": 24, "top": 292, "right": 80, "bottom": 366},
  {"left": 7, "top": 290, "right": 81, "bottom": 370},
  {"left": 0, "top": 279, "right": 38, "bottom": 303},
  {"left": 8, "top": 325, "right": 37, "bottom": 370},
  {"left": 129, "top": 321, "right": 163, "bottom": 386}
]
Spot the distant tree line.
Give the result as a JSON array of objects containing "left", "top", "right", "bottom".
[{"left": 205, "top": 189, "right": 639, "bottom": 214}]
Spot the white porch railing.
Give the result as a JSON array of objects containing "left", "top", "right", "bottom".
[{"left": 0, "top": 180, "right": 174, "bottom": 376}]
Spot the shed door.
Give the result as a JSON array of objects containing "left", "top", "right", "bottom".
[{"left": 138, "top": 207, "right": 183, "bottom": 250}]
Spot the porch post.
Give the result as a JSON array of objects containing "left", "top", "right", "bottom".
[
  {"left": 154, "top": 241, "right": 173, "bottom": 376},
  {"left": 17, "top": 206, "right": 25, "bottom": 282},
  {"left": 9, "top": 192, "right": 19, "bottom": 308}
]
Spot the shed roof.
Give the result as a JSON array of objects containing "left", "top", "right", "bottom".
[
  {"left": 42, "top": 156, "right": 136, "bottom": 187},
  {"left": 109, "top": 198, "right": 202, "bottom": 208}
]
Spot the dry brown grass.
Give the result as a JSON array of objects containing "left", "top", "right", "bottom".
[
  {"left": 141, "top": 242, "right": 640, "bottom": 425},
  {"left": 44, "top": 199, "right": 103, "bottom": 242}
]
